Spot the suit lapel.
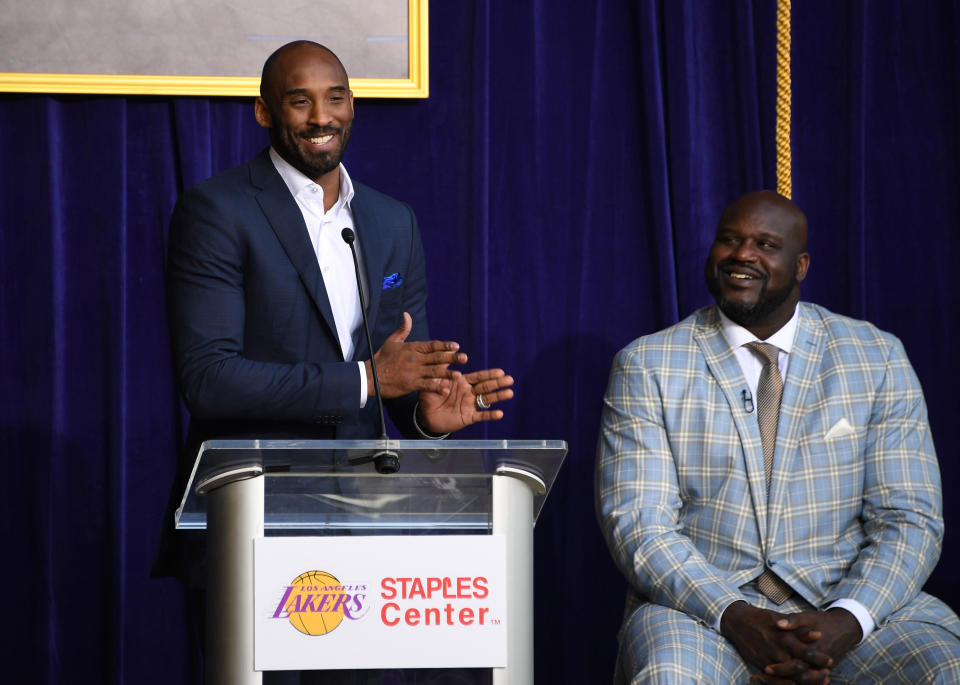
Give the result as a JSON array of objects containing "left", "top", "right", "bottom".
[
  {"left": 694, "top": 307, "right": 771, "bottom": 545},
  {"left": 766, "top": 303, "right": 825, "bottom": 545},
  {"left": 249, "top": 151, "right": 341, "bottom": 355},
  {"left": 349, "top": 186, "right": 389, "bottom": 360}
]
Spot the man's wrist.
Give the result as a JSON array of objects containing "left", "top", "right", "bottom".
[
  {"left": 719, "top": 599, "right": 750, "bottom": 636},
  {"left": 413, "top": 402, "right": 448, "bottom": 440},
  {"left": 827, "top": 599, "right": 872, "bottom": 643}
]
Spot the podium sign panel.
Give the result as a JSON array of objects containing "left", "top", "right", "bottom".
[{"left": 254, "top": 535, "right": 507, "bottom": 670}]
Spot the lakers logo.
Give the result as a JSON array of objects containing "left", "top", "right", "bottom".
[{"left": 271, "top": 570, "right": 368, "bottom": 636}]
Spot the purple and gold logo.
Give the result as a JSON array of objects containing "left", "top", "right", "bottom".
[{"left": 271, "top": 570, "right": 368, "bottom": 636}]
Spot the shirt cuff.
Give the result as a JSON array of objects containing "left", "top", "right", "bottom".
[
  {"left": 358, "top": 362, "right": 368, "bottom": 407},
  {"left": 412, "top": 402, "right": 448, "bottom": 440},
  {"left": 827, "top": 598, "right": 875, "bottom": 643}
]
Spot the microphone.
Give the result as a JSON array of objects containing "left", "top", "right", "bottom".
[
  {"left": 341, "top": 227, "right": 400, "bottom": 474},
  {"left": 742, "top": 389, "right": 754, "bottom": 413}
]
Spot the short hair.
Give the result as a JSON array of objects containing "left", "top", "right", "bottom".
[{"left": 259, "top": 40, "right": 349, "bottom": 100}]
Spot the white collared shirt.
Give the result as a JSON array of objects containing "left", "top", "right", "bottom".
[
  {"left": 269, "top": 148, "right": 367, "bottom": 405},
  {"left": 715, "top": 305, "right": 875, "bottom": 641},
  {"left": 718, "top": 306, "right": 798, "bottom": 402}
]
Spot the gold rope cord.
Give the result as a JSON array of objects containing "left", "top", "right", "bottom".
[{"left": 776, "top": 0, "right": 792, "bottom": 198}]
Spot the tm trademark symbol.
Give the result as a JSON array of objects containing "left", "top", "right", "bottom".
[{"left": 491, "top": 619, "right": 501, "bottom": 625}]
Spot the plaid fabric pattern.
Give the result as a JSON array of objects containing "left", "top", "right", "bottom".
[
  {"left": 617, "top": 601, "right": 752, "bottom": 684},
  {"left": 596, "top": 303, "right": 960, "bottom": 678},
  {"left": 831, "top": 593, "right": 960, "bottom": 684},
  {"left": 617, "top": 590, "right": 960, "bottom": 684}
]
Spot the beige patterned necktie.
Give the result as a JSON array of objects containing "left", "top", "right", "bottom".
[{"left": 745, "top": 341, "right": 793, "bottom": 604}]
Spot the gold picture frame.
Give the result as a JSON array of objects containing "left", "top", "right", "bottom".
[{"left": 0, "top": 0, "right": 428, "bottom": 98}]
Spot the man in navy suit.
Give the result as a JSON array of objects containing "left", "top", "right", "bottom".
[
  {"left": 156, "top": 43, "right": 513, "bottom": 684},
  {"left": 167, "top": 41, "right": 513, "bottom": 456}
]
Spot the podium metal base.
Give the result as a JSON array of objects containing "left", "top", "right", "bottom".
[
  {"left": 492, "top": 473, "right": 535, "bottom": 684},
  {"left": 207, "top": 474, "right": 264, "bottom": 685}
]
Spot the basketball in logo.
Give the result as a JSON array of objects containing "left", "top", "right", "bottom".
[{"left": 283, "top": 570, "right": 346, "bottom": 636}]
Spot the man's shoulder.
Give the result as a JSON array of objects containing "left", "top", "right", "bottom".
[
  {"left": 614, "top": 306, "right": 715, "bottom": 364},
  {"left": 633, "top": 305, "right": 714, "bottom": 344},
  {"left": 349, "top": 182, "right": 421, "bottom": 239},
  {"left": 352, "top": 181, "right": 413, "bottom": 215},
  {"left": 798, "top": 302, "right": 904, "bottom": 356},
  {"left": 179, "top": 150, "right": 268, "bottom": 204}
]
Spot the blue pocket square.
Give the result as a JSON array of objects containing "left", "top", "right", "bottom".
[{"left": 381, "top": 272, "right": 403, "bottom": 290}]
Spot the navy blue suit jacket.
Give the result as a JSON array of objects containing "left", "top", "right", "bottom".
[{"left": 155, "top": 149, "right": 432, "bottom": 581}]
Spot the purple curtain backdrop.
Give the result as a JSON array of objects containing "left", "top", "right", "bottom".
[{"left": 2, "top": 1, "right": 958, "bottom": 682}]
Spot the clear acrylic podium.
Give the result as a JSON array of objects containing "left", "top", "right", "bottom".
[{"left": 175, "top": 439, "right": 567, "bottom": 685}]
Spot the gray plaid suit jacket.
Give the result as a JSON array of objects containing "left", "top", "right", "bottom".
[{"left": 596, "top": 302, "right": 959, "bottom": 634}]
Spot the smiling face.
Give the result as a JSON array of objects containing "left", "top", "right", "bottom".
[
  {"left": 704, "top": 191, "right": 810, "bottom": 339},
  {"left": 255, "top": 42, "right": 354, "bottom": 187}
]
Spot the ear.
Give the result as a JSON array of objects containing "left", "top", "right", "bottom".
[
  {"left": 795, "top": 252, "right": 810, "bottom": 283},
  {"left": 254, "top": 97, "right": 272, "bottom": 129}
]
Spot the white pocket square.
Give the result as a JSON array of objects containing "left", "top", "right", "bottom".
[{"left": 825, "top": 418, "right": 855, "bottom": 441}]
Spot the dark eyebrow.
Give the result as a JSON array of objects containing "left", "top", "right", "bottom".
[
  {"left": 755, "top": 231, "right": 784, "bottom": 242},
  {"left": 282, "top": 85, "right": 348, "bottom": 98}
]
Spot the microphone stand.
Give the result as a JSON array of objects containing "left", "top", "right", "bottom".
[{"left": 341, "top": 228, "right": 401, "bottom": 474}]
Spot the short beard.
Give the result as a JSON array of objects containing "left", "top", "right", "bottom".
[
  {"left": 706, "top": 264, "right": 797, "bottom": 328},
  {"left": 715, "top": 286, "right": 793, "bottom": 327},
  {"left": 274, "top": 122, "right": 352, "bottom": 181}
]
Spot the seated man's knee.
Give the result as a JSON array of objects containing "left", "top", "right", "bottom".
[
  {"left": 618, "top": 604, "right": 746, "bottom": 684},
  {"left": 841, "top": 620, "right": 960, "bottom": 684},
  {"left": 925, "top": 648, "right": 960, "bottom": 684}
]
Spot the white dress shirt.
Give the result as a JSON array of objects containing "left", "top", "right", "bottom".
[
  {"left": 269, "top": 148, "right": 368, "bottom": 406},
  {"left": 715, "top": 306, "right": 875, "bottom": 642}
]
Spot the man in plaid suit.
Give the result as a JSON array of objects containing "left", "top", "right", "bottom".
[{"left": 596, "top": 191, "right": 960, "bottom": 683}]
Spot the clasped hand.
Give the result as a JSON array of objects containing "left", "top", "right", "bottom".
[
  {"left": 368, "top": 312, "right": 514, "bottom": 434},
  {"left": 721, "top": 601, "right": 861, "bottom": 684}
]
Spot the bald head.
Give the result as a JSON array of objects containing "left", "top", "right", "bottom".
[
  {"left": 719, "top": 190, "right": 808, "bottom": 253},
  {"left": 259, "top": 41, "right": 349, "bottom": 104}
]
